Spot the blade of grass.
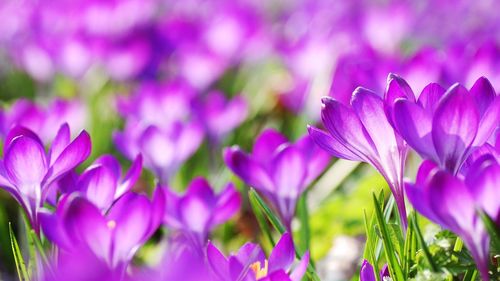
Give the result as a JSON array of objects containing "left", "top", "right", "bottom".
[
  {"left": 403, "top": 211, "right": 416, "bottom": 279},
  {"left": 248, "top": 189, "right": 320, "bottom": 281},
  {"left": 411, "top": 212, "right": 438, "bottom": 272},
  {"left": 372, "top": 193, "right": 404, "bottom": 281},
  {"left": 9, "top": 223, "right": 30, "bottom": 281},
  {"left": 248, "top": 189, "right": 275, "bottom": 246},
  {"left": 297, "top": 193, "right": 310, "bottom": 253},
  {"left": 363, "top": 210, "right": 380, "bottom": 281}
]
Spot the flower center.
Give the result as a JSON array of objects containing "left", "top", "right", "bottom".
[
  {"left": 249, "top": 260, "right": 268, "bottom": 279},
  {"left": 107, "top": 220, "right": 116, "bottom": 229}
]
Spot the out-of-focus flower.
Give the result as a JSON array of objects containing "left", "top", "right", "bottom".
[
  {"left": 360, "top": 260, "right": 390, "bottom": 281},
  {"left": 114, "top": 81, "right": 204, "bottom": 183},
  {"left": 163, "top": 177, "right": 241, "bottom": 245},
  {"left": 308, "top": 74, "right": 412, "bottom": 228},
  {"left": 0, "top": 124, "right": 90, "bottom": 232},
  {"left": 392, "top": 77, "right": 500, "bottom": 174},
  {"left": 1, "top": 98, "right": 87, "bottom": 144},
  {"left": 207, "top": 232, "right": 309, "bottom": 281},
  {"left": 69, "top": 154, "right": 142, "bottom": 212},
  {"left": 195, "top": 91, "right": 247, "bottom": 143},
  {"left": 40, "top": 189, "right": 165, "bottom": 275},
  {"left": 114, "top": 120, "right": 203, "bottom": 183},
  {"left": 406, "top": 156, "right": 499, "bottom": 281},
  {"left": 224, "top": 129, "right": 330, "bottom": 228}
]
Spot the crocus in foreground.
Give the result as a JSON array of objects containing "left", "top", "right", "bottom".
[
  {"left": 393, "top": 76, "right": 499, "bottom": 174},
  {"left": 207, "top": 232, "right": 309, "bottom": 281},
  {"left": 163, "top": 177, "right": 241, "bottom": 245},
  {"left": 360, "top": 260, "right": 390, "bottom": 281},
  {"left": 308, "top": 74, "right": 412, "bottom": 228},
  {"left": 224, "top": 128, "right": 330, "bottom": 228},
  {"left": 406, "top": 156, "right": 499, "bottom": 281},
  {"left": 40, "top": 189, "right": 165, "bottom": 276},
  {"left": 0, "top": 124, "right": 91, "bottom": 232}
]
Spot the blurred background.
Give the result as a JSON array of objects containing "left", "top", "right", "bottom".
[{"left": 0, "top": 0, "right": 499, "bottom": 280}]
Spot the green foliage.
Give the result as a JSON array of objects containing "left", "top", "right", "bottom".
[{"left": 9, "top": 223, "right": 29, "bottom": 281}]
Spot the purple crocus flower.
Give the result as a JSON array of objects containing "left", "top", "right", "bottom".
[
  {"left": 224, "top": 128, "right": 330, "bottom": 228},
  {"left": 360, "top": 260, "right": 390, "bottom": 281},
  {"left": 163, "top": 177, "right": 241, "bottom": 245},
  {"left": 392, "top": 77, "right": 500, "bottom": 174},
  {"left": 195, "top": 91, "right": 248, "bottom": 143},
  {"left": 40, "top": 188, "right": 165, "bottom": 276},
  {"left": 69, "top": 154, "right": 143, "bottom": 212},
  {"left": 0, "top": 124, "right": 91, "bottom": 232},
  {"left": 1, "top": 98, "right": 87, "bottom": 144},
  {"left": 406, "top": 156, "right": 499, "bottom": 281},
  {"left": 308, "top": 74, "right": 412, "bottom": 228},
  {"left": 207, "top": 232, "right": 309, "bottom": 281}
]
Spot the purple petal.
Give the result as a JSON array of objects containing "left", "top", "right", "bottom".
[
  {"left": 432, "top": 84, "right": 479, "bottom": 173},
  {"left": 252, "top": 129, "right": 288, "bottom": 164},
  {"left": 295, "top": 134, "right": 331, "bottom": 186},
  {"left": 180, "top": 178, "right": 215, "bottom": 233},
  {"left": 379, "top": 264, "right": 390, "bottom": 279},
  {"left": 108, "top": 192, "right": 152, "bottom": 263},
  {"left": 469, "top": 77, "right": 497, "bottom": 116},
  {"left": 417, "top": 83, "right": 446, "bottom": 113},
  {"left": 148, "top": 187, "right": 166, "bottom": 237},
  {"left": 268, "top": 232, "right": 294, "bottom": 273},
  {"left": 207, "top": 242, "right": 229, "bottom": 280},
  {"left": 163, "top": 187, "right": 183, "bottom": 229},
  {"left": 93, "top": 154, "right": 121, "bottom": 179},
  {"left": 307, "top": 126, "right": 362, "bottom": 161},
  {"left": 48, "top": 123, "right": 70, "bottom": 166},
  {"left": 45, "top": 130, "right": 91, "bottom": 184},
  {"left": 393, "top": 99, "right": 437, "bottom": 160},
  {"left": 5, "top": 126, "right": 43, "bottom": 151},
  {"left": 360, "top": 260, "right": 376, "bottom": 281},
  {"left": 465, "top": 157, "right": 500, "bottom": 222},
  {"left": 212, "top": 183, "right": 241, "bottom": 226},
  {"left": 321, "top": 97, "right": 374, "bottom": 162},
  {"left": 271, "top": 145, "right": 306, "bottom": 197},
  {"left": 4, "top": 135, "right": 48, "bottom": 187},
  {"left": 290, "top": 251, "right": 309, "bottom": 281},
  {"left": 235, "top": 243, "right": 265, "bottom": 265},
  {"left": 78, "top": 166, "right": 118, "bottom": 211},
  {"left": 385, "top": 73, "right": 416, "bottom": 104},
  {"left": 117, "top": 154, "right": 142, "bottom": 198},
  {"left": 223, "top": 147, "right": 274, "bottom": 192},
  {"left": 139, "top": 126, "right": 175, "bottom": 172},
  {"left": 175, "top": 122, "right": 204, "bottom": 163},
  {"left": 473, "top": 96, "right": 500, "bottom": 147},
  {"left": 63, "top": 196, "right": 112, "bottom": 261}
]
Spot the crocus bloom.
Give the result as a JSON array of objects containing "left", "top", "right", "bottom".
[
  {"left": 207, "top": 232, "right": 309, "bottom": 281},
  {"left": 114, "top": 120, "right": 204, "bottom": 184},
  {"left": 1, "top": 98, "right": 87, "bottom": 144},
  {"left": 195, "top": 91, "right": 248, "bottom": 143},
  {"left": 406, "top": 156, "right": 499, "bottom": 281},
  {"left": 71, "top": 154, "right": 143, "bottom": 212},
  {"left": 40, "top": 189, "right": 165, "bottom": 276},
  {"left": 308, "top": 74, "right": 412, "bottom": 228},
  {"left": 224, "top": 128, "right": 330, "bottom": 228},
  {"left": 163, "top": 177, "right": 241, "bottom": 245},
  {"left": 360, "top": 260, "right": 390, "bottom": 281},
  {"left": 393, "top": 77, "right": 500, "bottom": 174},
  {"left": 0, "top": 124, "right": 91, "bottom": 232}
]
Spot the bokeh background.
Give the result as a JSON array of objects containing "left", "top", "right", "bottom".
[{"left": 0, "top": 0, "right": 499, "bottom": 280}]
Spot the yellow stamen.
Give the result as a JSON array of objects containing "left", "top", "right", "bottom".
[
  {"left": 107, "top": 220, "right": 116, "bottom": 229},
  {"left": 249, "top": 260, "right": 268, "bottom": 279}
]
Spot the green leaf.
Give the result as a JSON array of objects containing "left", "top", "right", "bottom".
[
  {"left": 479, "top": 210, "right": 500, "bottom": 253},
  {"left": 403, "top": 212, "right": 417, "bottom": 278},
  {"left": 363, "top": 210, "right": 380, "bottom": 281},
  {"left": 411, "top": 213, "right": 438, "bottom": 272},
  {"left": 9, "top": 223, "right": 30, "bottom": 281},
  {"left": 248, "top": 189, "right": 320, "bottom": 281},
  {"left": 296, "top": 193, "right": 311, "bottom": 254},
  {"left": 372, "top": 193, "right": 404, "bottom": 281},
  {"left": 248, "top": 189, "right": 275, "bottom": 246}
]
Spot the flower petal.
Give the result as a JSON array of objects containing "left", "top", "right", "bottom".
[
  {"left": 473, "top": 96, "right": 500, "bottom": 147},
  {"left": 4, "top": 135, "right": 48, "bottom": 187},
  {"left": 116, "top": 154, "right": 142, "bottom": 198},
  {"left": 268, "top": 232, "right": 295, "bottom": 273},
  {"left": 48, "top": 123, "right": 70, "bottom": 166},
  {"left": 212, "top": 183, "right": 241, "bottom": 226},
  {"left": 252, "top": 129, "right": 288, "bottom": 164},
  {"left": 393, "top": 99, "right": 437, "bottom": 160},
  {"left": 469, "top": 76, "right": 496, "bottom": 116},
  {"left": 360, "top": 260, "right": 376, "bottom": 281},
  {"left": 417, "top": 83, "right": 446, "bottom": 113},
  {"left": 307, "top": 126, "right": 362, "bottom": 161},
  {"left": 432, "top": 84, "right": 479, "bottom": 172},
  {"left": 207, "top": 242, "right": 229, "bottom": 280},
  {"left": 45, "top": 130, "right": 91, "bottom": 184},
  {"left": 223, "top": 147, "right": 274, "bottom": 192},
  {"left": 290, "top": 251, "right": 309, "bottom": 281},
  {"left": 78, "top": 165, "right": 118, "bottom": 211}
]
